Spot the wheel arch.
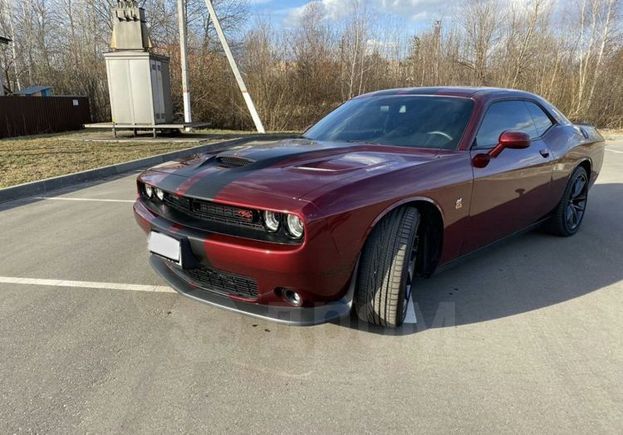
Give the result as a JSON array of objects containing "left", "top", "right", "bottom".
[
  {"left": 577, "top": 158, "right": 592, "bottom": 179},
  {"left": 367, "top": 197, "right": 445, "bottom": 278}
]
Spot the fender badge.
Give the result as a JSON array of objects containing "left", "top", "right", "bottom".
[{"left": 455, "top": 198, "right": 463, "bottom": 209}]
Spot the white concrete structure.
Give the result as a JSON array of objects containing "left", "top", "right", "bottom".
[
  {"left": 104, "top": 51, "right": 173, "bottom": 125},
  {"left": 104, "top": 1, "right": 173, "bottom": 126}
]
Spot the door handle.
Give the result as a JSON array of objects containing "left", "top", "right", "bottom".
[{"left": 539, "top": 149, "right": 550, "bottom": 158}]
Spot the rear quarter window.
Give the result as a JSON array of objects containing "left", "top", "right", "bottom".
[{"left": 524, "top": 102, "right": 554, "bottom": 137}]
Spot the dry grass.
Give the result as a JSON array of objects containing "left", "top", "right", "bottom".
[
  {"left": 601, "top": 129, "right": 623, "bottom": 141},
  {"left": 7, "top": 126, "right": 611, "bottom": 189},
  {"left": 0, "top": 130, "right": 240, "bottom": 188}
]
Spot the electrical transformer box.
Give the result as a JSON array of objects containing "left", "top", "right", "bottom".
[
  {"left": 104, "top": 51, "right": 173, "bottom": 125},
  {"left": 104, "top": 1, "right": 173, "bottom": 126}
]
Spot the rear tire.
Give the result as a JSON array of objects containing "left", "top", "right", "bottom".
[
  {"left": 547, "top": 166, "right": 589, "bottom": 237},
  {"left": 354, "top": 207, "right": 421, "bottom": 328}
]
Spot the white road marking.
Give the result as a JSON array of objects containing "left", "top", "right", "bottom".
[
  {"left": 404, "top": 297, "right": 417, "bottom": 324},
  {"left": 606, "top": 149, "right": 623, "bottom": 154},
  {"left": 0, "top": 275, "right": 419, "bottom": 324},
  {"left": 0, "top": 276, "right": 174, "bottom": 293},
  {"left": 35, "top": 197, "right": 135, "bottom": 203}
]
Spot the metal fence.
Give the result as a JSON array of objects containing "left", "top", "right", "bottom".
[{"left": 0, "top": 96, "right": 91, "bottom": 139}]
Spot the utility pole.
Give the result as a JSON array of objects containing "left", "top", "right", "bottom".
[
  {"left": 203, "top": 0, "right": 265, "bottom": 133},
  {"left": 177, "top": 0, "right": 192, "bottom": 126}
]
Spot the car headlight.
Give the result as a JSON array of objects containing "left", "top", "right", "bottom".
[
  {"left": 286, "top": 214, "right": 304, "bottom": 239},
  {"left": 144, "top": 184, "right": 153, "bottom": 198},
  {"left": 155, "top": 188, "right": 165, "bottom": 201},
  {"left": 264, "top": 211, "right": 281, "bottom": 232}
]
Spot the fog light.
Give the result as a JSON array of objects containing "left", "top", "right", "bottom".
[
  {"left": 155, "top": 187, "right": 165, "bottom": 201},
  {"left": 144, "top": 184, "right": 154, "bottom": 198},
  {"left": 282, "top": 289, "right": 303, "bottom": 307}
]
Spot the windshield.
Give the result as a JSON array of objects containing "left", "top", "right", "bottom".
[{"left": 304, "top": 95, "right": 474, "bottom": 150}]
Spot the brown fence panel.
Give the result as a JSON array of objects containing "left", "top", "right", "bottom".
[{"left": 0, "top": 96, "right": 91, "bottom": 139}]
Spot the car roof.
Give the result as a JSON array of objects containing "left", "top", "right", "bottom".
[{"left": 357, "top": 86, "right": 539, "bottom": 101}]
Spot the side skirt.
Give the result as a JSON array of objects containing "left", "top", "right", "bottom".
[{"left": 432, "top": 217, "right": 550, "bottom": 276}]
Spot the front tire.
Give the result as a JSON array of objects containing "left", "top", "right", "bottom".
[
  {"left": 354, "top": 207, "right": 421, "bottom": 328},
  {"left": 547, "top": 166, "right": 589, "bottom": 237}
]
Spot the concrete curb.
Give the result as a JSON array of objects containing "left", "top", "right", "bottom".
[{"left": 0, "top": 134, "right": 292, "bottom": 204}]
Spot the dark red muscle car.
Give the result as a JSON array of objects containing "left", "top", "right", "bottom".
[{"left": 134, "top": 87, "right": 605, "bottom": 327}]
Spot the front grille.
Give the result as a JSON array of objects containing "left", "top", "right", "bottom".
[
  {"left": 163, "top": 193, "right": 264, "bottom": 231},
  {"left": 175, "top": 264, "right": 258, "bottom": 299},
  {"left": 139, "top": 182, "right": 303, "bottom": 245},
  {"left": 164, "top": 193, "right": 192, "bottom": 212}
]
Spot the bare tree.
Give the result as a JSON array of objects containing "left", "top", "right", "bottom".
[
  {"left": 460, "top": 0, "right": 501, "bottom": 85},
  {"left": 1, "top": 0, "right": 621, "bottom": 129}
]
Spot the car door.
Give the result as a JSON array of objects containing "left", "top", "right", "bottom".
[
  {"left": 523, "top": 100, "right": 560, "bottom": 209},
  {"left": 462, "top": 100, "right": 554, "bottom": 254}
]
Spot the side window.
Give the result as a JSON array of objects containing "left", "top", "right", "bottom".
[
  {"left": 474, "top": 101, "right": 537, "bottom": 149},
  {"left": 524, "top": 102, "right": 554, "bottom": 137}
]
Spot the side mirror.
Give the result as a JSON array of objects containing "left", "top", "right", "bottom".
[
  {"left": 491, "top": 130, "right": 531, "bottom": 157},
  {"left": 472, "top": 130, "right": 531, "bottom": 168}
]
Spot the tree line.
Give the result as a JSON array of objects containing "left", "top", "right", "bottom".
[{"left": 1, "top": 0, "right": 621, "bottom": 131}]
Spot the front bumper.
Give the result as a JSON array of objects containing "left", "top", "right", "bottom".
[
  {"left": 150, "top": 255, "right": 355, "bottom": 325},
  {"left": 134, "top": 200, "right": 357, "bottom": 325}
]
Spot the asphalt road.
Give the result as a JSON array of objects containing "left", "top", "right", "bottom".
[{"left": 1, "top": 140, "right": 622, "bottom": 433}]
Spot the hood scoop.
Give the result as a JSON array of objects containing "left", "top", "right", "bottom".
[
  {"left": 215, "top": 155, "right": 256, "bottom": 168},
  {"left": 293, "top": 152, "right": 393, "bottom": 173}
]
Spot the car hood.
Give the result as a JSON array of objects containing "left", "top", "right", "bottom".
[{"left": 142, "top": 137, "right": 445, "bottom": 204}]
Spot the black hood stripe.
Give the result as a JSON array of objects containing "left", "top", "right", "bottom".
[{"left": 165, "top": 138, "right": 354, "bottom": 200}]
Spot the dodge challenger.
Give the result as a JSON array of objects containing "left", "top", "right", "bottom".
[{"left": 133, "top": 87, "right": 605, "bottom": 327}]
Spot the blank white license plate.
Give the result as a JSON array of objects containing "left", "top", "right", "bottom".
[{"left": 148, "top": 232, "right": 181, "bottom": 265}]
